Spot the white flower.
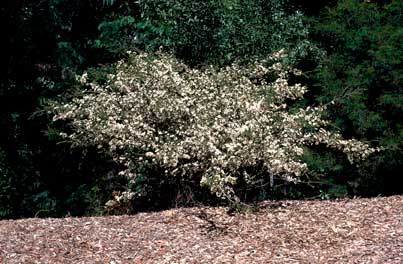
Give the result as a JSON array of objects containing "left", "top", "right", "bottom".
[{"left": 53, "top": 50, "right": 378, "bottom": 201}]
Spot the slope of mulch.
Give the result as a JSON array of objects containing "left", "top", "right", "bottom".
[{"left": 0, "top": 195, "right": 402, "bottom": 263}]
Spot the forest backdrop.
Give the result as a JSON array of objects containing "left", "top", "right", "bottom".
[{"left": 0, "top": 0, "right": 402, "bottom": 219}]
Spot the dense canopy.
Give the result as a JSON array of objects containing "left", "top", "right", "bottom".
[{"left": 0, "top": 0, "right": 401, "bottom": 218}]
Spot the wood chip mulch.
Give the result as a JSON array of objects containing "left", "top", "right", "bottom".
[{"left": 0, "top": 195, "right": 402, "bottom": 263}]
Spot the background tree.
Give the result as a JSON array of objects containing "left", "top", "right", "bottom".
[
  {"left": 0, "top": 0, "right": 137, "bottom": 218},
  {"left": 308, "top": 0, "right": 402, "bottom": 195},
  {"left": 0, "top": 0, "right": 401, "bottom": 219}
]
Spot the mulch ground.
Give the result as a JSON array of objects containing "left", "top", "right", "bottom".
[{"left": 1, "top": 195, "right": 402, "bottom": 263}]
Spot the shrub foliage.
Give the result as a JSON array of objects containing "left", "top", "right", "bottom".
[{"left": 53, "top": 51, "right": 376, "bottom": 207}]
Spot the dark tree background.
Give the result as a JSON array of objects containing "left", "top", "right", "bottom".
[{"left": 1, "top": 0, "right": 401, "bottom": 219}]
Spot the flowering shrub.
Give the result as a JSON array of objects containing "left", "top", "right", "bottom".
[{"left": 53, "top": 50, "right": 377, "bottom": 205}]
